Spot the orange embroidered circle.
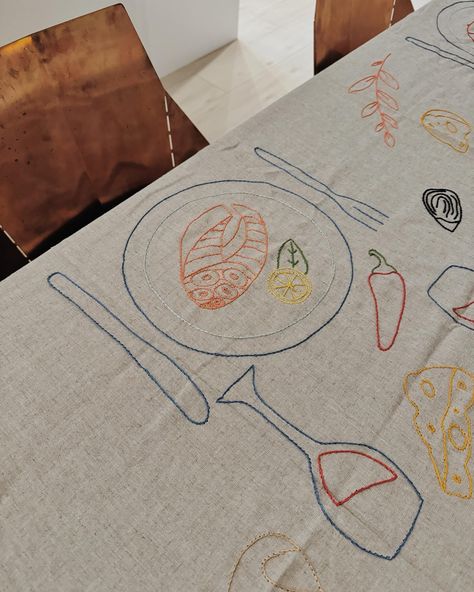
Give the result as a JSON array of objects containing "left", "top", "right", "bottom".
[{"left": 267, "top": 268, "right": 312, "bottom": 305}]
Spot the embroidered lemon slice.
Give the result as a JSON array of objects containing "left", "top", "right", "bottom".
[{"left": 267, "top": 268, "right": 312, "bottom": 305}]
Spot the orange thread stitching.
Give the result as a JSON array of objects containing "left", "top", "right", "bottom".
[
  {"left": 179, "top": 203, "right": 268, "bottom": 310},
  {"left": 0, "top": 224, "right": 30, "bottom": 261},
  {"left": 420, "top": 109, "right": 472, "bottom": 153},
  {"left": 227, "top": 532, "right": 325, "bottom": 592},
  {"left": 348, "top": 53, "right": 399, "bottom": 148}
]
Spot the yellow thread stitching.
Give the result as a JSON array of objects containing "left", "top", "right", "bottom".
[
  {"left": 228, "top": 531, "right": 324, "bottom": 592},
  {"left": 441, "top": 369, "right": 474, "bottom": 499},
  {"left": 420, "top": 109, "right": 472, "bottom": 153},
  {"left": 267, "top": 268, "right": 312, "bottom": 305},
  {"left": 403, "top": 365, "right": 474, "bottom": 500}
]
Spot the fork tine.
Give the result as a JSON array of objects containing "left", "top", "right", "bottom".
[{"left": 254, "top": 147, "right": 389, "bottom": 229}]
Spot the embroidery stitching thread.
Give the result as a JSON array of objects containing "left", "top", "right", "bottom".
[
  {"left": 143, "top": 192, "right": 336, "bottom": 341},
  {"left": 422, "top": 188, "right": 462, "bottom": 232},
  {"left": 228, "top": 532, "right": 325, "bottom": 592},
  {"left": 217, "top": 366, "right": 423, "bottom": 560},
  {"left": 179, "top": 203, "right": 268, "bottom": 310},
  {"left": 406, "top": 2, "right": 474, "bottom": 71},
  {"left": 47, "top": 272, "right": 210, "bottom": 425},
  {"left": 368, "top": 249, "right": 406, "bottom": 351},
  {"left": 421, "top": 109, "right": 471, "bottom": 153},
  {"left": 403, "top": 365, "right": 474, "bottom": 499},
  {"left": 268, "top": 239, "right": 312, "bottom": 305},
  {"left": 348, "top": 53, "right": 399, "bottom": 148},
  {"left": 427, "top": 265, "right": 474, "bottom": 332}
]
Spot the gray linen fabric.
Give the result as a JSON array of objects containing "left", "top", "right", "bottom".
[{"left": 0, "top": 1, "right": 472, "bottom": 589}]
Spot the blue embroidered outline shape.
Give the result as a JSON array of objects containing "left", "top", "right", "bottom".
[
  {"left": 217, "top": 366, "right": 423, "bottom": 560},
  {"left": 47, "top": 272, "right": 210, "bottom": 425},
  {"left": 406, "top": 1, "right": 474, "bottom": 71},
  {"left": 427, "top": 264, "right": 474, "bottom": 331},
  {"left": 122, "top": 177, "right": 354, "bottom": 358},
  {"left": 254, "top": 147, "right": 389, "bottom": 231}
]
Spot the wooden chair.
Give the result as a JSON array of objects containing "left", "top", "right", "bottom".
[
  {"left": 314, "top": 0, "right": 414, "bottom": 73},
  {"left": 0, "top": 4, "right": 208, "bottom": 281}
]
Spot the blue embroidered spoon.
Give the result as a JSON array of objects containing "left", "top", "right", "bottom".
[{"left": 48, "top": 272, "right": 210, "bottom": 425}]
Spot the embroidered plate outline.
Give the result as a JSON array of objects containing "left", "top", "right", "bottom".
[
  {"left": 123, "top": 179, "right": 354, "bottom": 357},
  {"left": 142, "top": 192, "right": 336, "bottom": 341},
  {"left": 217, "top": 366, "right": 424, "bottom": 560}
]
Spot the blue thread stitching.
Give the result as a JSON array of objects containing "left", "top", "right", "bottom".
[
  {"left": 122, "top": 178, "right": 354, "bottom": 358},
  {"left": 217, "top": 366, "right": 424, "bottom": 560},
  {"left": 437, "top": 1, "right": 474, "bottom": 59},
  {"left": 253, "top": 147, "right": 390, "bottom": 229},
  {"left": 47, "top": 272, "right": 210, "bottom": 425},
  {"left": 353, "top": 206, "right": 384, "bottom": 225},
  {"left": 427, "top": 264, "right": 474, "bottom": 331},
  {"left": 406, "top": 36, "right": 474, "bottom": 70}
]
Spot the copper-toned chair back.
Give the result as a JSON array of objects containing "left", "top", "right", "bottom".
[
  {"left": 314, "top": 0, "right": 414, "bottom": 73},
  {"left": 0, "top": 4, "right": 207, "bottom": 280}
]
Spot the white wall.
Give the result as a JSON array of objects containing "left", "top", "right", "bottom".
[{"left": 0, "top": 0, "right": 240, "bottom": 77}]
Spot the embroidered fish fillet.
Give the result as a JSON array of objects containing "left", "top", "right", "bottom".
[{"left": 179, "top": 203, "right": 268, "bottom": 309}]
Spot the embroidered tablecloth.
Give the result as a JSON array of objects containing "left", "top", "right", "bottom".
[{"left": 1, "top": 1, "right": 472, "bottom": 589}]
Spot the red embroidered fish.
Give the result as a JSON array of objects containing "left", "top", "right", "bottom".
[{"left": 179, "top": 203, "right": 268, "bottom": 309}]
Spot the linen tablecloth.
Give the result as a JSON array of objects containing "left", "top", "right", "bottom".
[{"left": 1, "top": 1, "right": 472, "bottom": 589}]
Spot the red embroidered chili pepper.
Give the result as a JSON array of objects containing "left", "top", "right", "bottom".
[{"left": 368, "top": 249, "right": 406, "bottom": 351}]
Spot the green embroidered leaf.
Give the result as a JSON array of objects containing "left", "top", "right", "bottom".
[{"left": 277, "top": 239, "right": 309, "bottom": 274}]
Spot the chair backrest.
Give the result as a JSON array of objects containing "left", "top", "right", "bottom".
[
  {"left": 0, "top": 4, "right": 207, "bottom": 281},
  {"left": 314, "top": 0, "right": 414, "bottom": 73}
]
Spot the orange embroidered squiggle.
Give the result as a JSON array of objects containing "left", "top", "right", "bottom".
[
  {"left": 348, "top": 53, "right": 399, "bottom": 148},
  {"left": 179, "top": 203, "right": 268, "bottom": 310}
]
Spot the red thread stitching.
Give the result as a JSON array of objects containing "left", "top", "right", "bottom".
[
  {"left": 368, "top": 271, "right": 407, "bottom": 351},
  {"left": 453, "top": 300, "right": 474, "bottom": 323},
  {"left": 348, "top": 54, "right": 399, "bottom": 148},
  {"left": 317, "top": 449, "right": 398, "bottom": 507},
  {"left": 179, "top": 203, "right": 268, "bottom": 309}
]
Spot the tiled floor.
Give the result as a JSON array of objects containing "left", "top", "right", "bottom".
[{"left": 163, "top": 0, "right": 431, "bottom": 143}]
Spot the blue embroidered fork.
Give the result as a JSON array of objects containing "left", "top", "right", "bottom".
[{"left": 254, "top": 147, "right": 389, "bottom": 231}]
